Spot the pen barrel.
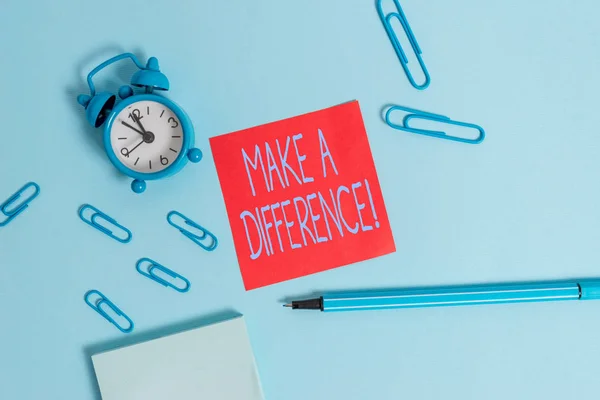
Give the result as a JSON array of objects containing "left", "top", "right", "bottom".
[{"left": 322, "top": 282, "right": 581, "bottom": 312}]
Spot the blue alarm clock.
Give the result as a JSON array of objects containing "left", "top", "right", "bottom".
[{"left": 77, "top": 53, "right": 202, "bottom": 194}]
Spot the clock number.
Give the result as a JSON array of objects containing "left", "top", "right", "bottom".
[
  {"left": 160, "top": 155, "right": 169, "bottom": 166},
  {"left": 168, "top": 117, "right": 179, "bottom": 128},
  {"left": 129, "top": 109, "right": 142, "bottom": 120}
]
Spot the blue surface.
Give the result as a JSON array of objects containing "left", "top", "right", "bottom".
[{"left": 1, "top": 1, "right": 600, "bottom": 399}]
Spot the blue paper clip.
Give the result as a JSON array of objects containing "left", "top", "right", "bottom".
[
  {"left": 136, "top": 258, "right": 191, "bottom": 293},
  {"left": 78, "top": 204, "right": 132, "bottom": 243},
  {"left": 376, "top": 0, "right": 430, "bottom": 90},
  {"left": 167, "top": 211, "right": 218, "bottom": 251},
  {"left": 84, "top": 290, "right": 134, "bottom": 333},
  {"left": 0, "top": 182, "right": 40, "bottom": 227},
  {"left": 385, "top": 105, "right": 485, "bottom": 144}
]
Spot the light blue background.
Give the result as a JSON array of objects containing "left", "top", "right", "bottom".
[{"left": 1, "top": 1, "right": 600, "bottom": 399}]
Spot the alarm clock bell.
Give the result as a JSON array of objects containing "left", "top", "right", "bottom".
[
  {"left": 77, "top": 92, "right": 116, "bottom": 128},
  {"left": 131, "top": 57, "right": 170, "bottom": 91}
]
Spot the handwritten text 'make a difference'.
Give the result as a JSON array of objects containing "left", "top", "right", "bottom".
[{"left": 239, "top": 129, "right": 381, "bottom": 260}]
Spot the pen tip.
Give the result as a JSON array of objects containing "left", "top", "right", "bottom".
[{"left": 283, "top": 303, "right": 292, "bottom": 307}]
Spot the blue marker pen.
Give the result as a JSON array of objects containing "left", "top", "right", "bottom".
[{"left": 284, "top": 280, "right": 600, "bottom": 312}]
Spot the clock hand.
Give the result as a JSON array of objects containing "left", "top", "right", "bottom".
[
  {"left": 131, "top": 113, "right": 147, "bottom": 134},
  {"left": 121, "top": 121, "right": 145, "bottom": 137},
  {"left": 121, "top": 139, "right": 145, "bottom": 158},
  {"left": 128, "top": 140, "right": 145, "bottom": 155}
]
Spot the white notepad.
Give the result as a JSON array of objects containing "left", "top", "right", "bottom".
[{"left": 92, "top": 316, "right": 265, "bottom": 400}]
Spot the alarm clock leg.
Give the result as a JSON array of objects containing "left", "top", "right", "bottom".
[
  {"left": 131, "top": 179, "right": 147, "bottom": 194},
  {"left": 188, "top": 148, "right": 203, "bottom": 163}
]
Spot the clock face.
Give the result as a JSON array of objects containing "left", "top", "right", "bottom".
[{"left": 109, "top": 100, "right": 184, "bottom": 173}]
